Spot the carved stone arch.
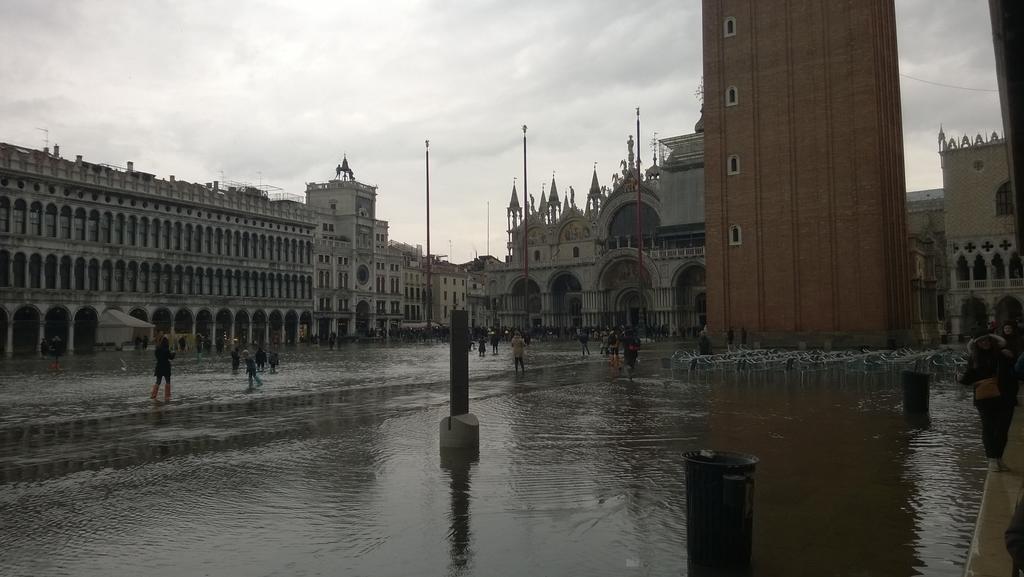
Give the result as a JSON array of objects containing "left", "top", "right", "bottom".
[
  {"left": 670, "top": 261, "right": 708, "bottom": 288},
  {"left": 557, "top": 217, "right": 592, "bottom": 243},
  {"left": 594, "top": 186, "right": 663, "bottom": 239},
  {"left": 594, "top": 248, "right": 662, "bottom": 289}
]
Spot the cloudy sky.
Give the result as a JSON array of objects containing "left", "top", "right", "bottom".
[{"left": 0, "top": 0, "right": 1003, "bottom": 263}]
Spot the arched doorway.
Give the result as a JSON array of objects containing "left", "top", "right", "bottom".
[
  {"left": 129, "top": 308, "right": 148, "bottom": 322},
  {"left": 235, "top": 310, "right": 250, "bottom": 345},
  {"left": 195, "top": 309, "right": 213, "bottom": 339},
  {"left": 215, "top": 309, "right": 232, "bottom": 346},
  {"left": 13, "top": 306, "right": 40, "bottom": 355},
  {"left": 676, "top": 265, "right": 706, "bottom": 336},
  {"left": 996, "top": 296, "right": 1023, "bottom": 327},
  {"left": 300, "top": 311, "right": 313, "bottom": 343},
  {"left": 174, "top": 309, "right": 193, "bottom": 336},
  {"left": 356, "top": 301, "right": 371, "bottom": 336},
  {"left": 962, "top": 297, "right": 988, "bottom": 336},
  {"left": 599, "top": 258, "right": 650, "bottom": 328},
  {"left": 73, "top": 307, "right": 98, "bottom": 353},
  {"left": 550, "top": 272, "right": 583, "bottom": 328},
  {"left": 252, "top": 310, "right": 267, "bottom": 345},
  {"left": 44, "top": 307, "right": 69, "bottom": 347},
  {"left": 615, "top": 289, "right": 648, "bottom": 328},
  {"left": 269, "top": 311, "right": 283, "bottom": 346},
  {"left": 152, "top": 308, "right": 172, "bottom": 339},
  {"left": 509, "top": 277, "right": 542, "bottom": 328},
  {"left": 284, "top": 310, "right": 298, "bottom": 345}
]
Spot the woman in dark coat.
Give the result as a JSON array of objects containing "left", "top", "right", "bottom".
[
  {"left": 151, "top": 336, "right": 176, "bottom": 401},
  {"left": 961, "top": 332, "right": 1017, "bottom": 472}
]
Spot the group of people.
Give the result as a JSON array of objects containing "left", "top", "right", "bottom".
[{"left": 149, "top": 338, "right": 283, "bottom": 401}]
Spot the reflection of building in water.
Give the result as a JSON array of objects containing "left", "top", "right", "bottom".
[
  {"left": 0, "top": 143, "right": 316, "bottom": 355},
  {"left": 493, "top": 123, "right": 707, "bottom": 333}
]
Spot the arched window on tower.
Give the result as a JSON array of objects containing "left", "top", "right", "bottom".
[
  {"left": 996, "top": 181, "right": 1013, "bottom": 216},
  {"left": 728, "top": 155, "right": 741, "bottom": 175},
  {"left": 729, "top": 225, "right": 742, "bottom": 246},
  {"left": 726, "top": 86, "right": 738, "bottom": 107},
  {"left": 573, "top": 246, "right": 580, "bottom": 258},
  {"left": 724, "top": 16, "right": 736, "bottom": 37}
]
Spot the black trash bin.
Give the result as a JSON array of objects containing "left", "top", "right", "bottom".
[
  {"left": 901, "top": 370, "right": 930, "bottom": 414},
  {"left": 684, "top": 450, "right": 758, "bottom": 568}
]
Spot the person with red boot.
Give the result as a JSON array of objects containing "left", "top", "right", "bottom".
[{"left": 151, "top": 336, "right": 176, "bottom": 402}]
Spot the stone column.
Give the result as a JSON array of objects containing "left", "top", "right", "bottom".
[
  {"left": 66, "top": 320, "right": 75, "bottom": 355},
  {"left": 263, "top": 322, "right": 269, "bottom": 345},
  {"left": 229, "top": 320, "right": 236, "bottom": 346},
  {"left": 5, "top": 320, "right": 14, "bottom": 356},
  {"left": 38, "top": 320, "right": 46, "bottom": 351}
]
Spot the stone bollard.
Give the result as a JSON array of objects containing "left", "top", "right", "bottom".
[
  {"left": 901, "top": 371, "right": 930, "bottom": 414},
  {"left": 439, "top": 311, "right": 479, "bottom": 451}
]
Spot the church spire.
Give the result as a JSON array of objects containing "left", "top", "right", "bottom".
[{"left": 508, "top": 180, "right": 520, "bottom": 209}]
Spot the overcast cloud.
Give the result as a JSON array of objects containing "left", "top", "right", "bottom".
[{"left": 0, "top": 0, "right": 1002, "bottom": 263}]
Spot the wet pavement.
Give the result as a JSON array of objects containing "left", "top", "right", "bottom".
[{"left": 0, "top": 343, "right": 987, "bottom": 576}]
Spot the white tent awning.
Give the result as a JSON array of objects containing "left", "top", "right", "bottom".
[{"left": 98, "top": 309, "right": 155, "bottom": 328}]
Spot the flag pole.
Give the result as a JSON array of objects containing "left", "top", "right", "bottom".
[
  {"left": 522, "top": 125, "right": 529, "bottom": 331},
  {"left": 426, "top": 140, "right": 432, "bottom": 328}
]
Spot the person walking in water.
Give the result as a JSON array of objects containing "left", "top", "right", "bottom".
[
  {"left": 578, "top": 329, "right": 590, "bottom": 356},
  {"left": 622, "top": 329, "right": 640, "bottom": 380},
  {"left": 255, "top": 346, "right": 267, "bottom": 372},
  {"left": 511, "top": 331, "right": 526, "bottom": 374},
  {"left": 230, "top": 347, "right": 241, "bottom": 372},
  {"left": 478, "top": 334, "right": 487, "bottom": 357},
  {"left": 243, "top": 350, "right": 261, "bottom": 391},
  {"left": 151, "top": 336, "right": 175, "bottom": 401}
]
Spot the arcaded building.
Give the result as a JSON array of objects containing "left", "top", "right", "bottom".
[
  {"left": 493, "top": 130, "right": 707, "bottom": 333},
  {"left": 702, "top": 0, "right": 912, "bottom": 346},
  {"left": 940, "top": 130, "right": 1021, "bottom": 336},
  {"left": 0, "top": 143, "right": 316, "bottom": 355}
]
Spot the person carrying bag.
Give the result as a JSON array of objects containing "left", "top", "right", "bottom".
[{"left": 962, "top": 332, "right": 1016, "bottom": 472}]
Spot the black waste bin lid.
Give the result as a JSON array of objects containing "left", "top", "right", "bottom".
[{"left": 684, "top": 449, "right": 759, "bottom": 468}]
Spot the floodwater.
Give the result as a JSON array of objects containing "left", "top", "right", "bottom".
[{"left": 0, "top": 342, "right": 986, "bottom": 576}]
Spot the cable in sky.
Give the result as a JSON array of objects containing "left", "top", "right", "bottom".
[{"left": 900, "top": 73, "right": 998, "bottom": 93}]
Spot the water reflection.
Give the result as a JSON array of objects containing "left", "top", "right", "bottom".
[
  {"left": 441, "top": 449, "right": 477, "bottom": 576},
  {"left": 0, "top": 344, "right": 988, "bottom": 576}
]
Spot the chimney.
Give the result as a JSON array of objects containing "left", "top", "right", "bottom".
[
  {"left": 126, "top": 161, "right": 134, "bottom": 172},
  {"left": 43, "top": 146, "right": 49, "bottom": 154},
  {"left": 169, "top": 175, "right": 175, "bottom": 182},
  {"left": 75, "top": 155, "right": 82, "bottom": 163},
  {"left": 53, "top": 144, "right": 60, "bottom": 157}
]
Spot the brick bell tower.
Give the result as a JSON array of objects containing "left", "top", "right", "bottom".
[{"left": 702, "top": 0, "right": 912, "bottom": 346}]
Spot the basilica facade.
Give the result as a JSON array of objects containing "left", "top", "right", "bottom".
[{"left": 491, "top": 123, "right": 707, "bottom": 335}]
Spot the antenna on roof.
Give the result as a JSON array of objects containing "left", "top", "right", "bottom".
[{"left": 35, "top": 127, "right": 49, "bottom": 150}]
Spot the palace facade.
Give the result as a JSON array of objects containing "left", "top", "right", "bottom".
[{"left": 0, "top": 143, "right": 316, "bottom": 355}]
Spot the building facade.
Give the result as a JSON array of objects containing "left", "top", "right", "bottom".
[
  {"left": 491, "top": 130, "right": 707, "bottom": 334},
  {"left": 306, "top": 161, "right": 404, "bottom": 338},
  {"left": 0, "top": 143, "right": 316, "bottom": 356},
  {"left": 940, "top": 130, "right": 1021, "bottom": 336},
  {"left": 702, "top": 0, "right": 912, "bottom": 346}
]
